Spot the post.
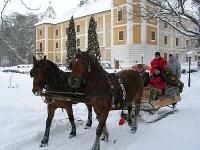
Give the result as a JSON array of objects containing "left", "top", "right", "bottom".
[
  {"left": 187, "top": 51, "right": 193, "bottom": 87},
  {"left": 141, "top": 54, "right": 144, "bottom": 64},
  {"left": 188, "top": 56, "right": 191, "bottom": 87}
]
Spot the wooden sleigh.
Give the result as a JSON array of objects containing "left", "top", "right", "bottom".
[{"left": 141, "top": 87, "right": 181, "bottom": 110}]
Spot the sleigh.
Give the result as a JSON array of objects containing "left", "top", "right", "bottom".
[{"left": 141, "top": 87, "right": 181, "bottom": 111}]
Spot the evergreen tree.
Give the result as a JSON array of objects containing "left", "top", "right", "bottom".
[
  {"left": 66, "top": 16, "right": 76, "bottom": 68},
  {"left": 88, "top": 16, "right": 101, "bottom": 61}
]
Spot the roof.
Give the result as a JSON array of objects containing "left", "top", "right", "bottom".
[{"left": 35, "top": 0, "right": 112, "bottom": 26}]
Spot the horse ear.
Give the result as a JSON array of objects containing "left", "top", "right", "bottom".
[
  {"left": 33, "top": 57, "right": 37, "bottom": 65},
  {"left": 43, "top": 55, "right": 47, "bottom": 60}
]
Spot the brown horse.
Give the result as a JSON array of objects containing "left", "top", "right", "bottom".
[
  {"left": 30, "top": 56, "right": 92, "bottom": 147},
  {"left": 69, "top": 49, "right": 144, "bottom": 150}
]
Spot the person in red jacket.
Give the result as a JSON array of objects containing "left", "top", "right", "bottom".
[
  {"left": 149, "top": 66, "right": 167, "bottom": 101},
  {"left": 150, "top": 52, "right": 166, "bottom": 74}
]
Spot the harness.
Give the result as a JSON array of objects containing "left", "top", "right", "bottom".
[{"left": 109, "top": 73, "right": 127, "bottom": 108}]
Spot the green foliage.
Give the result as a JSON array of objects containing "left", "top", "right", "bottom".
[
  {"left": 66, "top": 16, "right": 76, "bottom": 67},
  {"left": 88, "top": 16, "right": 101, "bottom": 61}
]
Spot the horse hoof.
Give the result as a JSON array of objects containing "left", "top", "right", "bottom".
[
  {"left": 84, "top": 125, "right": 91, "bottom": 129},
  {"left": 40, "top": 143, "right": 48, "bottom": 147},
  {"left": 101, "top": 137, "right": 109, "bottom": 142},
  {"left": 131, "top": 126, "right": 137, "bottom": 134},
  {"left": 69, "top": 133, "right": 76, "bottom": 139}
]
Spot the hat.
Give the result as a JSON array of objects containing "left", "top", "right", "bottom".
[
  {"left": 169, "top": 54, "right": 173, "bottom": 57},
  {"left": 155, "top": 52, "right": 160, "bottom": 56},
  {"left": 154, "top": 66, "right": 161, "bottom": 71}
]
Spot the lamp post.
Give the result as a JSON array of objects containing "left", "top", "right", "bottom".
[
  {"left": 141, "top": 54, "right": 144, "bottom": 65},
  {"left": 187, "top": 51, "right": 193, "bottom": 87}
]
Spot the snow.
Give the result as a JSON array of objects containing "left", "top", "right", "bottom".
[
  {"left": 35, "top": 0, "right": 112, "bottom": 26},
  {"left": 0, "top": 67, "right": 200, "bottom": 150}
]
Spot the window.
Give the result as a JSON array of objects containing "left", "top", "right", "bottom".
[
  {"left": 77, "top": 25, "right": 80, "bottom": 32},
  {"left": 151, "top": 31, "right": 155, "bottom": 41},
  {"left": 56, "top": 42, "right": 58, "bottom": 48},
  {"left": 56, "top": 29, "right": 58, "bottom": 36},
  {"left": 176, "top": 38, "right": 179, "bottom": 46},
  {"left": 118, "top": 9, "right": 123, "bottom": 21},
  {"left": 118, "top": 31, "right": 124, "bottom": 41},
  {"left": 164, "top": 53, "right": 167, "bottom": 59},
  {"left": 39, "top": 30, "right": 42, "bottom": 36},
  {"left": 77, "top": 38, "right": 80, "bottom": 46},
  {"left": 164, "top": 22, "right": 168, "bottom": 28},
  {"left": 66, "top": 28, "right": 68, "bottom": 34},
  {"left": 39, "top": 43, "right": 42, "bottom": 52},
  {"left": 164, "top": 36, "right": 168, "bottom": 45},
  {"left": 176, "top": 54, "right": 178, "bottom": 59}
]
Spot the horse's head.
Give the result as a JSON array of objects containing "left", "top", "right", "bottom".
[
  {"left": 30, "top": 56, "right": 47, "bottom": 96},
  {"left": 69, "top": 49, "right": 93, "bottom": 88}
]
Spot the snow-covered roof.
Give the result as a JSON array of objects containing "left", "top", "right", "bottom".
[{"left": 35, "top": 0, "right": 112, "bottom": 26}]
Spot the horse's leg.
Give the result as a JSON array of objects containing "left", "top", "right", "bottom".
[
  {"left": 85, "top": 104, "right": 92, "bottom": 129},
  {"left": 127, "top": 103, "right": 134, "bottom": 129},
  {"left": 132, "top": 99, "right": 141, "bottom": 133},
  {"left": 101, "top": 124, "right": 109, "bottom": 142},
  {"left": 91, "top": 100, "right": 110, "bottom": 150},
  {"left": 40, "top": 104, "right": 56, "bottom": 147},
  {"left": 65, "top": 103, "right": 76, "bottom": 138}
]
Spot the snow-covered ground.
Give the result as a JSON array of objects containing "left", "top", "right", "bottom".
[{"left": 0, "top": 67, "right": 200, "bottom": 150}]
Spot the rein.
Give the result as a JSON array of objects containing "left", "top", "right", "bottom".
[{"left": 40, "top": 92, "right": 89, "bottom": 104}]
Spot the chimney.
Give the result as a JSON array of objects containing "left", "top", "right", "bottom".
[{"left": 80, "top": 0, "right": 84, "bottom": 7}]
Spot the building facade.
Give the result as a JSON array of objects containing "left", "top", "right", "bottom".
[{"left": 35, "top": 0, "right": 197, "bottom": 68}]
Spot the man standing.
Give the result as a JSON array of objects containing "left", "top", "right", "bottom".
[
  {"left": 166, "top": 54, "right": 184, "bottom": 94},
  {"left": 150, "top": 52, "right": 166, "bottom": 74},
  {"left": 166, "top": 54, "right": 181, "bottom": 80}
]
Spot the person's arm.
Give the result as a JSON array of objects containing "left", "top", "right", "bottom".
[{"left": 176, "top": 61, "right": 181, "bottom": 79}]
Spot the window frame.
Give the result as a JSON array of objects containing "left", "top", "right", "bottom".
[
  {"left": 118, "top": 30, "right": 124, "bottom": 41},
  {"left": 56, "top": 42, "right": 58, "bottom": 48},
  {"left": 39, "top": 30, "right": 42, "bottom": 36},
  {"left": 56, "top": 29, "right": 59, "bottom": 36},
  {"left": 77, "top": 25, "right": 80, "bottom": 33},
  {"left": 164, "top": 36, "right": 168, "bottom": 45},
  {"left": 151, "top": 31, "right": 156, "bottom": 41},
  {"left": 77, "top": 38, "right": 80, "bottom": 46},
  {"left": 39, "top": 43, "right": 42, "bottom": 52},
  {"left": 176, "top": 38, "right": 179, "bottom": 46},
  {"left": 117, "top": 8, "right": 123, "bottom": 22}
]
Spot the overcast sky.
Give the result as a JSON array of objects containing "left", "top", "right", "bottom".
[{"left": 0, "top": 0, "right": 81, "bottom": 16}]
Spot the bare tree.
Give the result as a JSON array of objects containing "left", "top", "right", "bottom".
[
  {"left": 0, "top": 13, "right": 38, "bottom": 66},
  {"left": 117, "top": 0, "right": 200, "bottom": 37}
]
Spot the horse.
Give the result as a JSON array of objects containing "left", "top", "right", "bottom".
[
  {"left": 30, "top": 56, "right": 92, "bottom": 147},
  {"left": 69, "top": 49, "right": 144, "bottom": 150}
]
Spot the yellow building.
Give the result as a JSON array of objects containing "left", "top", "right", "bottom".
[{"left": 35, "top": 0, "right": 192, "bottom": 68}]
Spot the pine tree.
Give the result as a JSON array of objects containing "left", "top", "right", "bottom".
[
  {"left": 88, "top": 16, "right": 101, "bottom": 61},
  {"left": 66, "top": 16, "right": 76, "bottom": 68}
]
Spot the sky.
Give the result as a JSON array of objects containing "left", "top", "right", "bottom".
[{"left": 0, "top": 0, "right": 81, "bottom": 16}]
